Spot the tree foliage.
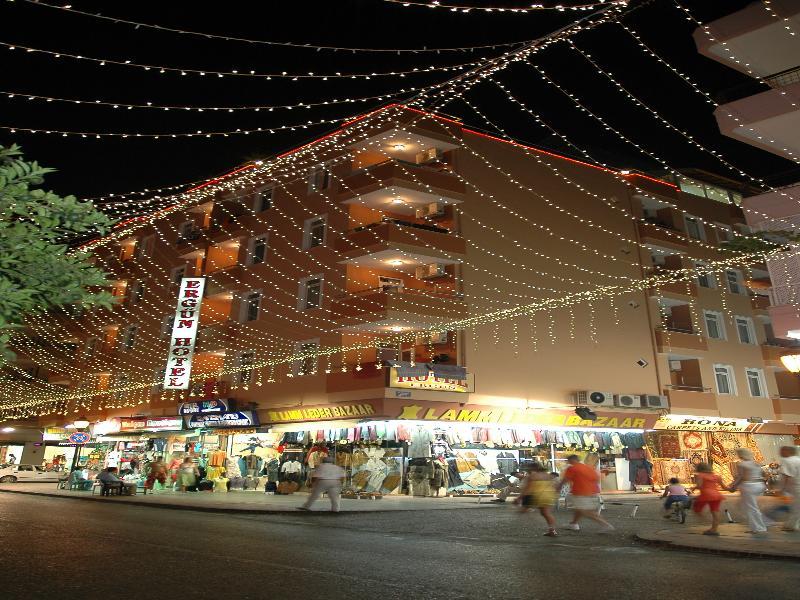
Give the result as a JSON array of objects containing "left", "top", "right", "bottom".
[
  {"left": 0, "top": 144, "right": 115, "bottom": 360},
  {"left": 721, "top": 230, "right": 800, "bottom": 255}
]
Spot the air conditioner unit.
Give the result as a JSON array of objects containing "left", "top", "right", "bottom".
[
  {"left": 417, "top": 331, "right": 448, "bottom": 345},
  {"left": 644, "top": 394, "right": 669, "bottom": 409},
  {"left": 416, "top": 263, "right": 447, "bottom": 280},
  {"left": 415, "top": 147, "right": 441, "bottom": 164},
  {"left": 576, "top": 390, "right": 614, "bottom": 407},
  {"left": 615, "top": 394, "right": 642, "bottom": 408},
  {"left": 415, "top": 202, "right": 446, "bottom": 220}
]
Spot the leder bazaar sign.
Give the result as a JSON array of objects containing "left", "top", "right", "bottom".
[
  {"left": 389, "top": 369, "right": 474, "bottom": 393},
  {"left": 264, "top": 399, "right": 657, "bottom": 430},
  {"left": 163, "top": 278, "right": 206, "bottom": 390}
]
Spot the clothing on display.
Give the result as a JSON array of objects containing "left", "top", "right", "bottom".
[{"left": 409, "top": 427, "right": 435, "bottom": 459}]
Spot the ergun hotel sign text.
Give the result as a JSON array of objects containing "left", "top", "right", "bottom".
[{"left": 163, "top": 278, "right": 206, "bottom": 390}]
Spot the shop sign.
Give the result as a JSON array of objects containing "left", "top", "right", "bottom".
[
  {"left": 178, "top": 399, "right": 229, "bottom": 416},
  {"left": 388, "top": 400, "right": 657, "bottom": 430},
  {"left": 163, "top": 277, "right": 206, "bottom": 390},
  {"left": 68, "top": 432, "right": 91, "bottom": 445},
  {"left": 92, "top": 418, "right": 121, "bottom": 436},
  {"left": 389, "top": 368, "right": 474, "bottom": 393},
  {"left": 265, "top": 403, "right": 378, "bottom": 424},
  {"left": 654, "top": 415, "right": 751, "bottom": 432},
  {"left": 43, "top": 427, "right": 70, "bottom": 441},
  {"left": 184, "top": 411, "right": 259, "bottom": 429},
  {"left": 119, "top": 416, "right": 184, "bottom": 432}
]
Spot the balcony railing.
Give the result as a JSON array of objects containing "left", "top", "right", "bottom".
[
  {"left": 763, "top": 65, "right": 800, "bottom": 90},
  {"left": 336, "top": 218, "right": 466, "bottom": 255},
  {"left": 339, "top": 159, "right": 464, "bottom": 198}
]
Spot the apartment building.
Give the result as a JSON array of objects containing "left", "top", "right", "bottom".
[{"left": 7, "top": 104, "right": 798, "bottom": 450}]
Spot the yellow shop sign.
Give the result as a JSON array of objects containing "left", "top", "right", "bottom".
[{"left": 389, "top": 369, "right": 474, "bottom": 393}]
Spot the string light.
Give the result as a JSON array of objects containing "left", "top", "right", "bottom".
[
  {"left": 14, "top": 0, "right": 533, "bottom": 53},
  {"left": 381, "top": 0, "right": 625, "bottom": 13}
]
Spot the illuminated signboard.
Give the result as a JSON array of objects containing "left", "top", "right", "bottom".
[
  {"left": 163, "top": 277, "right": 206, "bottom": 390},
  {"left": 654, "top": 415, "right": 752, "bottom": 432},
  {"left": 119, "top": 416, "right": 184, "bottom": 432},
  {"left": 389, "top": 369, "right": 474, "bottom": 393},
  {"left": 184, "top": 411, "right": 259, "bottom": 429},
  {"left": 178, "top": 399, "right": 229, "bottom": 416}
]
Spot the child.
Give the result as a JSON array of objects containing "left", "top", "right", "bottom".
[
  {"left": 520, "top": 462, "right": 559, "bottom": 537},
  {"left": 691, "top": 463, "right": 725, "bottom": 536},
  {"left": 661, "top": 477, "right": 689, "bottom": 517}
]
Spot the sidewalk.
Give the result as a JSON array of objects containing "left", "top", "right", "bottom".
[
  {"left": 636, "top": 524, "right": 800, "bottom": 560},
  {"left": 0, "top": 482, "right": 509, "bottom": 513}
]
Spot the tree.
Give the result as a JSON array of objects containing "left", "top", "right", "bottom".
[
  {"left": 721, "top": 230, "right": 800, "bottom": 255},
  {"left": 0, "top": 144, "right": 115, "bottom": 360}
]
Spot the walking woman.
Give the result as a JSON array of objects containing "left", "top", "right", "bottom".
[
  {"left": 178, "top": 456, "right": 199, "bottom": 492},
  {"left": 691, "top": 463, "right": 725, "bottom": 536},
  {"left": 729, "top": 448, "right": 768, "bottom": 536},
  {"left": 520, "top": 462, "right": 559, "bottom": 537}
]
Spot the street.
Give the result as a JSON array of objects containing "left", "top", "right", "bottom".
[{"left": 1, "top": 493, "right": 798, "bottom": 600}]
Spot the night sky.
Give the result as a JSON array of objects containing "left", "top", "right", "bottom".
[{"left": 2, "top": 0, "right": 796, "bottom": 210}]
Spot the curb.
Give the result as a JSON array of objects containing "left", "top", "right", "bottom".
[
  {"left": 634, "top": 533, "right": 800, "bottom": 561},
  {"left": 0, "top": 488, "right": 496, "bottom": 515}
]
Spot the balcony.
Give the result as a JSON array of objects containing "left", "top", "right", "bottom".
[
  {"left": 335, "top": 219, "right": 466, "bottom": 261},
  {"left": 665, "top": 387, "right": 718, "bottom": 415},
  {"left": 330, "top": 288, "right": 467, "bottom": 332},
  {"left": 648, "top": 280, "right": 698, "bottom": 299},
  {"left": 339, "top": 159, "right": 465, "bottom": 201},
  {"left": 762, "top": 342, "right": 792, "bottom": 367},
  {"left": 655, "top": 328, "right": 708, "bottom": 353},
  {"left": 638, "top": 221, "right": 689, "bottom": 252},
  {"left": 750, "top": 294, "right": 771, "bottom": 312}
]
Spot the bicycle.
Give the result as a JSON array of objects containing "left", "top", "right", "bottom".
[{"left": 669, "top": 498, "right": 691, "bottom": 524}]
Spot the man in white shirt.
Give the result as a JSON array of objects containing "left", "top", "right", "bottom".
[
  {"left": 298, "top": 457, "right": 345, "bottom": 513},
  {"left": 780, "top": 446, "right": 800, "bottom": 532}
]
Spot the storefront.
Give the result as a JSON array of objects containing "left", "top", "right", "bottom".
[
  {"left": 646, "top": 415, "right": 800, "bottom": 488},
  {"left": 261, "top": 398, "right": 660, "bottom": 496}
]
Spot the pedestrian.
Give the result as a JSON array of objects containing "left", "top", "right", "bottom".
[
  {"left": 557, "top": 455, "right": 613, "bottom": 532},
  {"left": 145, "top": 457, "right": 167, "bottom": 491},
  {"left": 728, "top": 448, "right": 767, "bottom": 536},
  {"left": 297, "top": 456, "right": 345, "bottom": 512},
  {"left": 7, "top": 453, "right": 16, "bottom": 464},
  {"left": 779, "top": 446, "right": 800, "bottom": 532},
  {"left": 690, "top": 463, "right": 725, "bottom": 536},
  {"left": 178, "top": 456, "right": 199, "bottom": 492},
  {"left": 520, "top": 462, "right": 558, "bottom": 537}
]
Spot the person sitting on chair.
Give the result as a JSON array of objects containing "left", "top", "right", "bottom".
[{"left": 97, "top": 467, "right": 124, "bottom": 496}]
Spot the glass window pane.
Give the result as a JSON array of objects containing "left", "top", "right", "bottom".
[{"left": 715, "top": 368, "right": 730, "bottom": 394}]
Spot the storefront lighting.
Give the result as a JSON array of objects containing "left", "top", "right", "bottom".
[
  {"left": 392, "top": 143, "right": 406, "bottom": 151},
  {"left": 73, "top": 416, "right": 90, "bottom": 429},
  {"left": 1, "top": 427, "right": 14, "bottom": 433},
  {"left": 780, "top": 353, "right": 800, "bottom": 373},
  {"left": 391, "top": 197, "right": 405, "bottom": 204},
  {"left": 386, "top": 259, "right": 404, "bottom": 265}
]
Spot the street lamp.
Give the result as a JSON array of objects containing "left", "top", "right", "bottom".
[{"left": 73, "top": 416, "right": 90, "bottom": 429}]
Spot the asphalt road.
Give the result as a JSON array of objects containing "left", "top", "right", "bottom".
[{"left": 1, "top": 493, "right": 798, "bottom": 600}]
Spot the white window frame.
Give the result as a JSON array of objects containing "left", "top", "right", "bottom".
[
  {"left": 713, "top": 364, "right": 737, "bottom": 396},
  {"left": 734, "top": 315, "right": 756, "bottom": 345},
  {"left": 684, "top": 215, "right": 705, "bottom": 241},
  {"left": 240, "top": 291, "right": 262, "bottom": 322},
  {"left": 307, "top": 167, "right": 332, "bottom": 193},
  {"left": 703, "top": 310, "right": 726, "bottom": 340},
  {"left": 745, "top": 367, "right": 767, "bottom": 398},
  {"left": 253, "top": 187, "right": 273, "bottom": 212},
  {"left": 177, "top": 221, "right": 195, "bottom": 243},
  {"left": 726, "top": 269, "right": 744, "bottom": 295},
  {"left": 714, "top": 224, "right": 733, "bottom": 244},
  {"left": 298, "top": 276, "right": 323, "bottom": 310},
  {"left": 293, "top": 339, "right": 320, "bottom": 376},
  {"left": 247, "top": 234, "right": 269, "bottom": 266},
  {"left": 695, "top": 262, "right": 715, "bottom": 289},
  {"left": 121, "top": 324, "right": 139, "bottom": 351},
  {"left": 302, "top": 215, "right": 327, "bottom": 250}
]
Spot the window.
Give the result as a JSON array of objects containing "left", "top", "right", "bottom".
[
  {"left": 703, "top": 310, "right": 726, "bottom": 340},
  {"left": 715, "top": 225, "right": 733, "bottom": 243},
  {"left": 714, "top": 364, "right": 736, "bottom": 395},
  {"left": 136, "top": 235, "right": 155, "bottom": 258},
  {"left": 379, "top": 276, "right": 404, "bottom": 292},
  {"left": 745, "top": 368, "right": 766, "bottom": 398},
  {"left": 121, "top": 325, "right": 139, "bottom": 351},
  {"left": 307, "top": 167, "right": 331, "bottom": 193},
  {"left": 161, "top": 315, "right": 175, "bottom": 337},
  {"left": 242, "top": 292, "right": 262, "bottom": 322},
  {"left": 294, "top": 340, "right": 319, "bottom": 375},
  {"left": 171, "top": 265, "right": 186, "bottom": 285},
  {"left": 299, "top": 277, "right": 323, "bottom": 310},
  {"left": 726, "top": 270, "right": 743, "bottom": 294},
  {"left": 684, "top": 215, "right": 704, "bottom": 240},
  {"left": 152, "top": 368, "right": 166, "bottom": 395},
  {"left": 735, "top": 316, "right": 755, "bottom": 345},
  {"left": 695, "top": 262, "right": 715, "bottom": 288},
  {"left": 237, "top": 351, "right": 256, "bottom": 386},
  {"left": 177, "top": 221, "right": 197, "bottom": 243},
  {"left": 248, "top": 234, "right": 268, "bottom": 265},
  {"left": 128, "top": 281, "right": 145, "bottom": 305},
  {"left": 84, "top": 337, "right": 99, "bottom": 360},
  {"left": 303, "top": 215, "right": 327, "bottom": 249},
  {"left": 253, "top": 188, "right": 273, "bottom": 212}
]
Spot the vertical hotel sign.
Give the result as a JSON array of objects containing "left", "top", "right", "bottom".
[{"left": 163, "top": 277, "right": 206, "bottom": 389}]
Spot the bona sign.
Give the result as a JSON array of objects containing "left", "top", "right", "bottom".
[{"left": 163, "top": 277, "right": 206, "bottom": 390}]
